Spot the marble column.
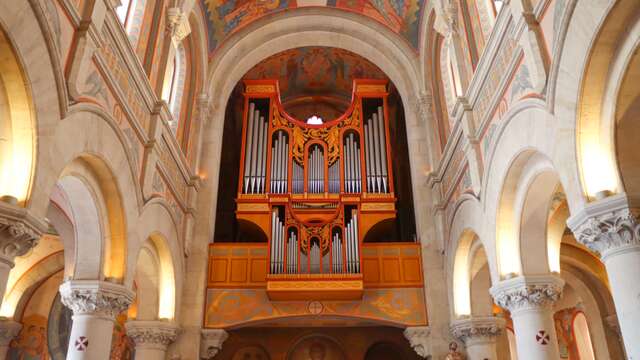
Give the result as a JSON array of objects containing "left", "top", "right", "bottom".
[
  {"left": 125, "top": 320, "right": 179, "bottom": 360},
  {"left": 0, "top": 320, "right": 21, "bottom": 360},
  {"left": 490, "top": 275, "right": 564, "bottom": 360},
  {"left": 403, "top": 326, "right": 432, "bottom": 358},
  {"left": 0, "top": 200, "right": 46, "bottom": 303},
  {"left": 451, "top": 316, "right": 505, "bottom": 360},
  {"left": 568, "top": 194, "right": 640, "bottom": 359},
  {"left": 200, "top": 329, "right": 228, "bottom": 359},
  {"left": 59, "top": 280, "right": 134, "bottom": 360}
]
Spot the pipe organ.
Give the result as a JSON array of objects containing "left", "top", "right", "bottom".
[{"left": 236, "top": 80, "right": 397, "bottom": 300}]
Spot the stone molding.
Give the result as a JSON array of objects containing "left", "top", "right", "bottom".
[
  {"left": 490, "top": 275, "right": 564, "bottom": 313},
  {"left": 567, "top": 193, "right": 640, "bottom": 259},
  {"left": 0, "top": 201, "right": 47, "bottom": 264},
  {"left": 59, "top": 280, "right": 134, "bottom": 319},
  {"left": 125, "top": 320, "right": 180, "bottom": 350},
  {"left": 450, "top": 316, "right": 505, "bottom": 344},
  {"left": 0, "top": 320, "right": 22, "bottom": 346},
  {"left": 403, "top": 326, "right": 431, "bottom": 358},
  {"left": 200, "top": 329, "right": 229, "bottom": 359}
]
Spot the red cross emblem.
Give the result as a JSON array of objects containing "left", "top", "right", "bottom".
[
  {"left": 536, "top": 330, "right": 550, "bottom": 345},
  {"left": 75, "top": 336, "right": 89, "bottom": 351}
]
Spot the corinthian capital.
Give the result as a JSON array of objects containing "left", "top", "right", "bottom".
[
  {"left": 0, "top": 201, "right": 47, "bottom": 264},
  {"left": 167, "top": 7, "right": 191, "bottom": 44},
  {"left": 403, "top": 326, "right": 431, "bottom": 358},
  {"left": 450, "top": 316, "right": 505, "bottom": 344},
  {"left": 567, "top": 193, "right": 640, "bottom": 259},
  {"left": 125, "top": 320, "right": 180, "bottom": 350},
  {"left": 59, "top": 280, "right": 134, "bottom": 319},
  {"left": 200, "top": 329, "right": 228, "bottom": 359},
  {"left": 490, "top": 275, "right": 564, "bottom": 313}
]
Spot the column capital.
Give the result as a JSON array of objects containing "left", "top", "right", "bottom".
[
  {"left": 200, "top": 329, "right": 228, "bottom": 359},
  {"left": 450, "top": 316, "right": 505, "bottom": 344},
  {"left": 490, "top": 275, "right": 564, "bottom": 313},
  {"left": 125, "top": 320, "right": 180, "bottom": 350},
  {"left": 403, "top": 326, "right": 431, "bottom": 358},
  {"left": 567, "top": 193, "right": 640, "bottom": 259},
  {"left": 0, "top": 319, "right": 22, "bottom": 347},
  {"left": 59, "top": 280, "right": 134, "bottom": 319},
  {"left": 0, "top": 201, "right": 47, "bottom": 265}
]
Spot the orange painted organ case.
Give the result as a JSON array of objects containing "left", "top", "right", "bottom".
[{"left": 232, "top": 80, "right": 400, "bottom": 300}]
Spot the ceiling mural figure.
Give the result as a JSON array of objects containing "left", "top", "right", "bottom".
[{"left": 200, "top": 0, "right": 425, "bottom": 53}]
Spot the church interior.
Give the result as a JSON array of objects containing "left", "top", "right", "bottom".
[{"left": 0, "top": 0, "right": 638, "bottom": 359}]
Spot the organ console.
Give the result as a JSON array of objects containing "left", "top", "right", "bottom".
[{"left": 235, "top": 79, "right": 397, "bottom": 300}]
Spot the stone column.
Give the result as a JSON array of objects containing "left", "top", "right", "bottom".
[
  {"left": 0, "top": 320, "right": 21, "bottom": 360},
  {"left": 490, "top": 275, "right": 564, "bottom": 360},
  {"left": 451, "top": 316, "right": 505, "bottom": 360},
  {"left": 0, "top": 200, "right": 46, "bottom": 303},
  {"left": 568, "top": 194, "right": 640, "bottom": 359},
  {"left": 200, "top": 329, "right": 228, "bottom": 359},
  {"left": 59, "top": 280, "right": 134, "bottom": 360},
  {"left": 125, "top": 320, "right": 179, "bottom": 360},
  {"left": 403, "top": 326, "right": 432, "bottom": 358}
]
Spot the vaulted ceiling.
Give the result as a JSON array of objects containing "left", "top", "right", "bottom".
[{"left": 200, "top": 0, "right": 426, "bottom": 54}]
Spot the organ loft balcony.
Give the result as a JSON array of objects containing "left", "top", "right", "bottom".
[{"left": 205, "top": 79, "right": 427, "bottom": 329}]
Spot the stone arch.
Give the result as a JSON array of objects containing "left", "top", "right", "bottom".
[
  {"left": 200, "top": 7, "right": 430, "bottom": 250},
  {"left": 482, "top": 102, "right": 583, "bottom": 278},
  {"left": 133, "top": 199, "right": 183, "bottom": 320},
  {"left": 0, "top": 0, "right": 65, "bottom": 205},
  {"left": 447, "top": 195, "right": 497, "bottom": 317}
]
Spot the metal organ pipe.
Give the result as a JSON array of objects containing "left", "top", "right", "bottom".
[{"left": 243, "top": 103, "right": 256, "bottom": 193}]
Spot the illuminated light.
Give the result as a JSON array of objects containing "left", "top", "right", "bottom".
[{"left": 306, "top": 115, "right": 323, "bottom": 125}]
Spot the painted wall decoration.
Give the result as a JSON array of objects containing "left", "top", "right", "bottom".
[
  {"left": 204, "top": 288, "right": 427, "bottom": 328},
  {"left": 200, "top": 1, "right": 425, "bottom": 53},
  {"left": 243, "top": 47, "right": 387, "bottom": 102}
]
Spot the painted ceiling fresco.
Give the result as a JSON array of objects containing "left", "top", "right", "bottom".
[
  {"left": 242, "top": 46, "right": 388, "bottom": 101},
  {"left": 200, "top": 0, "right": 426, "bottom": 53}
]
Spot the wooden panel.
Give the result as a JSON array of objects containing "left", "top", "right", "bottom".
[
  {"left": 361, "top": 243, "right": 423, "bottom": 288},
  {"left": 211, "top": 259, "right": 228, "bottom": 283},
  {"left": 231, "top": 259, "right": 248, "bottom": 282},
  {"left": 362, "top": 258, "right": 380, "bottom": 282},
  {"left": 208, "top": 243, "right": 268, "bottom": 288},
  {"left": 251, "top": 259, "right": 267, "bottom": 283},
  {"left": 402, "top": 258, "right": 421, "bottom": 282},
  {"left": 382, "top": 259, "right": 401, "bottom": 282}
]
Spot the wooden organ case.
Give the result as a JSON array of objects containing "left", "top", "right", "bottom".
[{"left": 236, "top": 79, "right": 397, "bottom": 300}]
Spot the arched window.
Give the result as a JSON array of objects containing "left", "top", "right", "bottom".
[
  {"left": 115, "top": 0, "right": 146, "bottom": 44},
  {"left": 161, "top": 43, "right": 187, "bottom": 133}
]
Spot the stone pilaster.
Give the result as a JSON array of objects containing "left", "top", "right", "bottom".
[
  {"left": 126, "top": 320, "right": 179, "bottom": 359},
  {"left": 490, "top": 275, "right": 563, "bottom": 360},
  {"left": 403, "top": 326, "right": 431, "bottom": 358},
  {"left": 59, "top": 280, "right": 134, "bottom": 360},
  {"left": 451, "top": 317, "right": 505, "bottom": 360},
  {"left": 200, "top": 329, "right": 228, "bottom": 359},
  {"left": 568, "top": 193, "right": 640, "bottom": 359}
]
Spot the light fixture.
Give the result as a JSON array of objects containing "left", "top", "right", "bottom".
[{"left": 306, "top": 115, "right": 323, "bottom": 125}]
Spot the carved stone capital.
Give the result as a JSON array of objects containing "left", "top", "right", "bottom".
[
  {"left": 567, "top": 194, "right": 640, "bottom": 260},
  {"left": 59, "top": 280, "right": 134, "bottom": 319},
  {"left": 0, "top": 201, "right": 47, "bottom": 264},
  {"left": 0, "top": 320, "right": 22, "bottom": 347},
  {"left": 403, "top": 326, "right": 431, "bottom": 358},
  {"left": 450, "top": 316, "right": 505, "bottom": 344},
  {"left": 200, "top": 329, "right": 228, "bottom": 359},
  {"left": 490, "top": 275, "right": 564, "bottom": 313},
  {"left": 125, "top": 320, "right": 179, "bottom": 350},
  {"left": 166, "top": 8, "right": 191, "bottom": 44}
]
